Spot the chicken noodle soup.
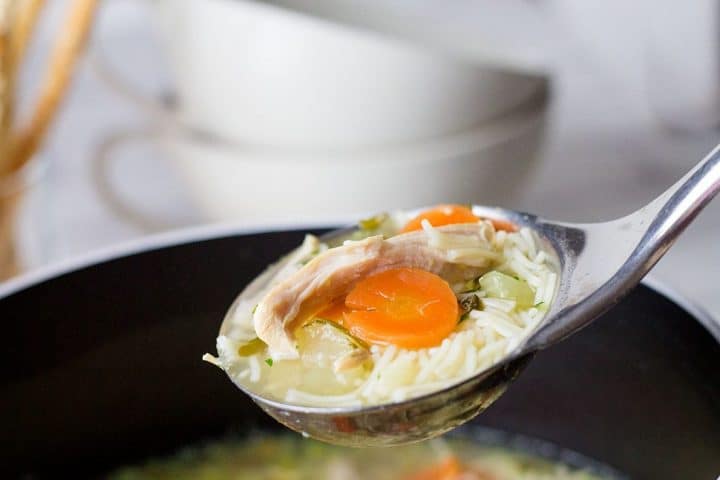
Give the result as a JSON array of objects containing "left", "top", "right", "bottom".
[
  {"left": 205, "top": 206, "right": 558, "bottom": 406},
  {"left": 108, "top": 433, "right": 608, "bottom": 479}
]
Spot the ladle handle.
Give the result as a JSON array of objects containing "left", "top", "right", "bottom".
[
  {"left": 628, "top": 143, "right": 720, "bottom": 270},
  {"left": 529, "top": 143, "right": 720, "bottom": 350}
]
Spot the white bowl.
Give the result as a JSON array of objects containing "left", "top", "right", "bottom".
[
  {"left": 161, "top": 85, "right": 550, "bottom": 223},
  {"left": 97, "top": 0, "right": 546, "bottom": 150}
]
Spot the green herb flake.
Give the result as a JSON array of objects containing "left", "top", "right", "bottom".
[
  {"left": 358, "top": 213, "right": 388, "bottom": 231},
  {"left": 533, "top": 301, "right": 545, "bottom": 308},
  {"left": 251, "top": 304, "right": 258, "bottom": 314},
  {"left": 459, "top": 294, "right": 480, "bottom": 314},
  {"left": 264, "top": 358, "right": 274, "bottom": 367},
  {"left": 458, "top": 294, "right": 481, "bottom": 324}
]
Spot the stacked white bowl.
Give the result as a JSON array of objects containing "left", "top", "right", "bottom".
[{"left": 96, "top": 0, "right": 550, "bottom": 224}]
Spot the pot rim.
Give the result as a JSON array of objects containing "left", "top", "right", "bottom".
[{"left": 1, "top": 218, "right": 718, "bottom": 342}]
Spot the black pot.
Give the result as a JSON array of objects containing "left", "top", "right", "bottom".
[{"left": 1, "top": 228, "right": 719, "bottom": 478}]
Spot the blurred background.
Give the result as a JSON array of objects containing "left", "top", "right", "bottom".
[{"left": 2, "top": 0, "right": 720, "bottom": 315}]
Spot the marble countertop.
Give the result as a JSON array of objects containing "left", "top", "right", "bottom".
[{"left": 12, "top": 1, "right": 720, "bottom": 321}]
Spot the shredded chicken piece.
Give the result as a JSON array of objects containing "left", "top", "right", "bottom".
[{"left": 254, "top": 224, "right": 496, "bottom": 359}]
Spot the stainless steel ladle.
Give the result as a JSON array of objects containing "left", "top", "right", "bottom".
[{"left": 219, "top": 144, "right": 720, "bottom": 447}]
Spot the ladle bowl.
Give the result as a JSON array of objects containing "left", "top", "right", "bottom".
[{"left": 220, "top": 144, "right": 720, "bottom": 446}]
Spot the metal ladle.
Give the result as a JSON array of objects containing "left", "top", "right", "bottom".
[{"left": 219, "top": 144, "right": 720, "bottom": 447}]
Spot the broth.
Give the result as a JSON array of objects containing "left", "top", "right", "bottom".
[{"left": 109, "top": 433, "right": 608, "bottom": 480}]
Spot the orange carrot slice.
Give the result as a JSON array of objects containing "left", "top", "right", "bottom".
[
  {"left": 401, "top": 204, "right": 516, "bottom": 233},
  {"left": 404, "top": 456, "right": 462, "bottom": 480},
  {"left": 343, "top": 267, "right": 458, "bottom": 349},
  {"left": 401, "top": 204, "right": 479, "bottom": 233}
]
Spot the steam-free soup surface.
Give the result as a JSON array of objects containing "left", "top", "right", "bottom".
[{"left": 109, "top": 434, "right": 606, "bottom": 480}]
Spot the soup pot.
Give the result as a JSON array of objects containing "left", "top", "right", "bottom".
[{"left": 1, "top": 226, "right": 718, "bottom": 478}]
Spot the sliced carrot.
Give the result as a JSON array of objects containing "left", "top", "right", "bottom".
[
  {"left": 343, "top": 267, "right": 458, "bottom": 349},
  {"left": 401, "top": 204, "right": 479, "bottom": 233},
  {"left": 401, "top": 204, "right": 516, "bottom": 233},
  {"left": 404, "top": 455, "right": 462, "bottom": 480}
]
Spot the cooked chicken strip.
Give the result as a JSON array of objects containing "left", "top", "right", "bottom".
[
  {"left": 220, "top": 234, "right": 323, "bottom": 341},
  {"left": 254, "top": 223, "right": 499, "bottom": 358}
]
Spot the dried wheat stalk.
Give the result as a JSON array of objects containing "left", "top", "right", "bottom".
[
  {"left": 0, "top": 0, "right": 98, "bottom": 177},
  {"left": 0, "top": 0, "right": 18, "bottom": 172},
  {"left": 9, "top": 0, "right": 45, "bottom": 74},
  {"left": 0, "top": 186, "right": 20, "bottom": 280},
  {"left": 0, "top": 0, "right": 98, "bottom": 279}
]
